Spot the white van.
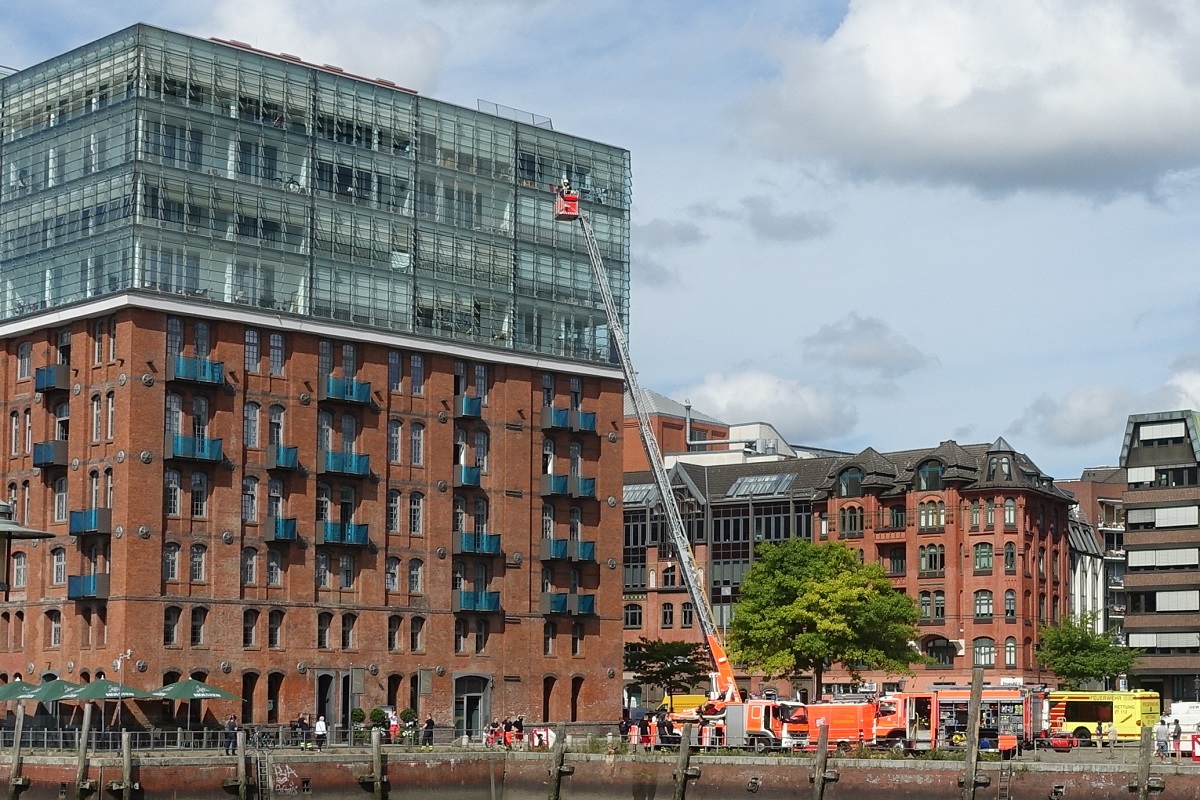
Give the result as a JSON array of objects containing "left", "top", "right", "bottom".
[{"left": 1166, "top": 701, "right": 1200, "bottom": 752}]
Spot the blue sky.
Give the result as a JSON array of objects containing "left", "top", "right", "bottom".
[{"left": 5, "top": 0, "right": 1200, "bottom": 480}]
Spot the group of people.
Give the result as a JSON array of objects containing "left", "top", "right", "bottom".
[
  {"left": 485, "top": 714, "right": 525, "bottom": 748},
  {"left": 222, "top": 711, "right": 438, "bottom": 754},
  {"left": 619, "top": 713, "right": 679, "bottom": 752},
  {"left": 1153, "top": 717, "right": 1185, "bottom": 759},
  {"left": 290, "top": 713, "right": 328, "bottom": 751}
]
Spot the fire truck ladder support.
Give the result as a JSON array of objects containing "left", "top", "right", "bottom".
[{"left": 567, "top": 197, "right": 737, "bottom": 700}]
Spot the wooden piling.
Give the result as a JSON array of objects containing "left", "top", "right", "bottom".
[
  {"left": 811, "top": 722, "right": 830, "bottom": 800},
  {"left": 960, "top": 667, "right": 984, "bottom": 800}
]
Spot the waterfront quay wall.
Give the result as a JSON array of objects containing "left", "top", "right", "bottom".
[{"left": 7, "top": 749, "right": 1200, "bottom": 800}]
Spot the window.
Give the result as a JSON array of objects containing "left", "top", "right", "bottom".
[
  {"left": 194, "top": 321, "right": 211, "bottom": 358},
  {"left": 385, "top": 557, "right": 401, "bottom": 592},
  {"left": 268, "top": 333, "right": 285, "bottom": 375},
  {"left": 571, "top": 621, "right": 583, "bottom": 656},
  {"left": 388, "top": 615, "right": 402, "bottom": 651},
  {"left": 242, "top": 477, "right": 258, "bottom": 522},
  {"left": 410, "top": 354, "right": 425, "bottom": 395},
  {"left": 986, "top": 499, "right": 995, "bottom": 527},
  {"left": 341, "top": 613, "right": 356, "bottom": 649},
  {"left": 53, "top": 478, "right": 68, "bottom": 522},
  {"left": 409, "top": 493, "right": 424, "bottom": 535},
  {"left": 919, "top": 592, "right": 931, "bottom": 620},
  {"left": 838, "top": 468, "right": 863, "bottom": 498},
  {"left": 410, "top": 423, "right": 425, "bottom": 465},
  {"left": 918, "top": 501, "right": 945, "bottom": 529},
  {"left": 569, "top": 376, "right": 581, "bottom": 410},
  {"left": 104, "top": 392, "right": 115, "bottom": 440},
  {"left": 244, "top": 330, "right": 260, "bottom": 372},
  {"left": 266, "top": 549, "right": 282, "bottom": 586},
  {"left": 268, "top": 610, "right": 284, "bottom": 648},
  {"left": 315, "top": 552, "right": 330, "bottom": 588},
  {"left": 475, "top": 364, "right": 488, "bottom": 402},
  {"left": 94, "top": 320, "right": 106, "bottom": 364},
  {"left": 244, "top": 403, "right": 260, "bottom": 447},
  {"left": 241, "top": 547, "right": 257, "bottom": 585},
  {"left": 889, "top": 546, "right": 906, "bottom": 575},
  {"left": 11, "top": 553, "right": 26, "bottom": 589},
  {"left": 661, "top": 602, "right": 674, "bottom": 628},
  {"left": 267, "top": 479, "right": 283, "bottom": 520},
  {"left": 1005, "top": 637, "right": 1017, "bottom": 668},
  {"left": 267, "top": 405, "right": 284, "bottom": 448},
  {"left": 918, "top": 544, "right": 945, "bottom": 572},
  {"left": 918, "top": 461, "right": 944, "bottom": 491},
  {"left": 1005, "top": 589, "right": 1016, "bottom": 620},
  {"left": 388, "top": 419, "right": 402, "bottom": 463},
  {"left": 543, "top": 621, "right": 556, "bottom": 656},
  {"left": 339, "top": 554, "right": 355, "bottom": 589},
  {"left": 1038, "top": 548, "right": 1046, "bottom": 577},
  {"left": 454, "top": 618, "right": 468, "bottom": 654},
  {"left": 92, "top": 395, "right": 102, "bottom": 441},
  {"left": 623, "top": 603, "right": 643, "bottom": 629},
  {"left": 190, "top": 473, "right": 208, "bottom": 517},
  {"left": 164, "top": 607, "right": 181, "bottom": 646},
  {"left": 926, "top": 637, "right": 955, "bottom": 666},
  {"left": 388, "top": 351, "right": 402, "bottom": 392},
  {"left": 1004, "top": 498, "right": 1017, "bottom": 526},
  {"left": 243, "top": 610, "right": 259, "bottom": 647},
  {"left": 316, "top": 483, "right": 331, "bottom": 522},
  {"left": 839, "top": 505, "right": 863, "bottom": 535},
  {"left": 162, "top": 543, "right": 180, "bottom": 581},
  {"left": 1004, "top": 542, "right": 1017, "bottom": 572},
  {"left": 970, "top": 501, "right": 980, "bottom": 528},
  {"left": 189, "top": 544, "right": 207, "bottom": 581},
  {"left": 387, "top": 490, "right": 401, "bottom": 533},
  {"left": 9, "top": 412, "right": 18, "bottom": 455},
  {"left": 973, "top": 637, "right": 996, "bottom": 667},
  {"left": 51, "top": 547, "right": 67, "bottom": 584},
  {"left": 317, "top": 612, "right": 332, "bottom": 649},
  {"left": 16, "top": 343, "right": 30, "bottom": 380},
  {"left": 542, "top": 373, "right": 554, "bottom": 407},
  {"left": 681, "top": 602, "right": 694, "bottom": 628},
  {"left": 974, "top": 590, "right": 994, "bottom": 618},
  {"left": 410, "top": 616, "right": 425, "bottom": 651},
  {"left": 934, "top": 591, "right": 945, "bottom": 620},
  {"left": 47, "top": 610, "right": 62, "bottom": 648},
  {"left": 190, "top": 607, "right": 207, "bottom": 646},
  {"left": 408, "top": 558, "right": 424, "bottom": 593},
  {"left": 973, "top": 543, "right": 993, "bottom": 571},
  {"left": 474, "top": 430, "right": 489, "bottom": 471}
]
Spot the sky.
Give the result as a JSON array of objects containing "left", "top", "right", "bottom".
[{"left": 4, "top": 0, "right": 1200, "bottom": 480}]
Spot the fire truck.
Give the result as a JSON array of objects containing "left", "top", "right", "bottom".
[
  {"left": 779, "top": 696, "right": 895, "bottom": 750},
  {"left": 557, "top": 184, "right": 784, "bottom": 751},
  {"left": 875, "top": 687, "right": 1046, "bottom": 753}
]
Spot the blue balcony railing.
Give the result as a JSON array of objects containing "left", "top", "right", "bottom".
[
  {"left": 67, "top": 573, "right": 110, "bottom": 600},
  {"left": 541, "top": 539, "right": 570, "bottom": 560},
  {"left": 69, "top": 508, "right": 112, "bottom": 535},
  {"left": 541, "top": 407, "right": 570, "bottom": 430},
  {"left": 168, "top": 435, "right": 224, "bottom": 461},
  {"left": 571, "top": 540, "right": 597, "bottom": 562},
  {"left": 168, "top": 355, "right": 225, "bottom": 384},
  {"left": 34, "top": 364, "right": 70, "bottom": 392},
  {"left": 541, "top": 475, "right": 569, "bottom": 496},
  {"left": 570, "top": 410, "right": 597, "bottom": 433},
  {"left": 572, "top": 594, "right": 597, "bottom": 615},
  {"left": 320, "top": 450, "right": 370, "bottom": 476},
  {"left": 456, "top": 532, "right": 502, "bottom": 556},
  {"left": 267, "top": 517, "right": 298, "bottom": 542},
  {"left": 454, "top": 465, "right": 481, "bottom": 487},
  {"left": 570, "top": 476, "right": 597, "bottom": 499},
  {"left": 32, "top": 440, "right": 68, "bottom": 467},
  {"left": 453, "top": 590, "right": 501, "bottom": 613},
  {"left": 455, "top": 395, "right": 482, "bottom": 418},
  {"left": 541, "top": 593, "right": 569, "bottom": 614},
  {"left": 267, "top": 444, "right": 300, "bottom": 470},
  {"left": 320, "top": 521, "right": 369, "bottom": 546},
  {"left": 320, "top": 375, "right": 372, "bottom": 404}
]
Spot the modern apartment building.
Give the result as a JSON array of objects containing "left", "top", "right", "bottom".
[
  {"left": 1119, "top": 410, "right": 1200, "bottom": 703},
  {"left": 623, "top": 436, "right": 1076, "bottom": 703},
  {"left": 0, "top": 24, "right": 630, "bottom": 734}
]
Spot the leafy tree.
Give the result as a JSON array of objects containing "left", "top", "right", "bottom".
[
  {"left": 727, "top": 540, "right": 921, "bottom": 693},
  {"left": 624, "top": 638, "right": 710, "bottom": 709},
  {"left": 1037, "top": 613, "right": 1140, "bottom": 688}
]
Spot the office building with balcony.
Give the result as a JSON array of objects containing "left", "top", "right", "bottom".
[
  {"left": 0, "top": 24, "right": 629, "bottom": 734},
  {"left": 1118, "top": 411, "right": 1200, "bottom": 703}
]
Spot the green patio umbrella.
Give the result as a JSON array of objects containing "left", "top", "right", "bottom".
[
  {"left": 12, "top": 679, "right": 82, "bottom": 703},
  {"left": 58, "top": 679, "right": 155, "bottom": 702},
  {"left": 151, "top": 678, "right": 239, "bottom": 731},
  {"left": 0, "top": 680, "right": 38, "bottom": 701}
]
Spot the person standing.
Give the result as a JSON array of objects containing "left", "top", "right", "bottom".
[
  {"left": 421, "top": 713, "right": 435, "bottom": 748},
  {"left": 1108, "top": 722, "right": 1118, "bottom": 758},
  {"left": 1095, "top": 721, "right": 1105, "bottom": 750},
  {"left": 1154, "top": 718, "right": 1169, "bottom": 759},
  {"left": 514, "top": 714, "right": 525, "bottom": 748},
  {"left": 224, "top": 715, "right": 238, "bottom": 756},
  {"left": 1172, "top": 719, "right": 1183, "bottom": 761},
  {"left": 313, "top": 715, "right": 328, "bottom": 752}
]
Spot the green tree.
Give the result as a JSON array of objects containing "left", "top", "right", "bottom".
[
  {"left": 727, "top": 540, "right": 921, "bottom": 693},
  {"left": 624, "top": 638, "right": 710, "bottom": 709},
  {"left": 1037, "top": 613, "right": 1140, "bottom": 688}
]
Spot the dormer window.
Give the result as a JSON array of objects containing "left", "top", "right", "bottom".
[
  {"left": 839, "top": 468, "right": 863, "bottom": 498},
  {"left": 917, "top": 461, "right": 944, "bottom": 491}
]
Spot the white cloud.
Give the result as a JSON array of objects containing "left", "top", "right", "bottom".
[
  {"left": 677, "top": 370, "right": 858, "bottom": 442},
  {"left": 745, "top": 0, "right": 1200, "bottom": 195},
  {"left": 802, "top": 313, "right": 932, "bottom": 379}
]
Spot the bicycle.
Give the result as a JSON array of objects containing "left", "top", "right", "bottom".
[{"left": 246, "top": 729, "right": 277, "bottom": 751}]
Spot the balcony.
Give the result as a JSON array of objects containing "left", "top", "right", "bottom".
[
  {"left": 266, "top": 444, "right": 301, "bottom": 471},
  {"left": 167, "top": 435, "right": 224, "bottom": 462},
  {"left": 1103, "top": 549, "right": 1126, "bottom": 561},
  {"left": 34, "top": 364, "right": 71, "bottom": 393},
  {"left": 33, "top": 440, "right": 68, "bottom": 468},
  {"left": 540, "top": 538, "right": 596, "bottom": 562},
  {"left": 571, "top": 540, "right": 597, "bottom": 562},
  {"left": 541, "top": 475, "right": 569, "bottom": 497},
  {"left": 1108, "top": 576, "right": 1125, "bottom": 589},
  {"left": 452, "top": 590, "right": 502, "bottom": 613},
  {"left": 454, "top": 395, "right": 482, "bottom": 419},
  {"left": 569, "top": 476, "right": 597, "bottom": 499},
  {"left": 454, "top": 532, "right": 502, "bottom": 556},
  {"left": 317, "top": 450, "right": 370, "bottom": 476},
  {"left": 265, "top": 517, "right": 298, "bottom": 543},
  {"left": 67, "top": 573, "right": 110, "bottom": 600},
  {"left": 318, "top": 375, "right": 372, "bottom": 405},
  {"left": 454, "top": 465, "right": 481, "bottom": 488},
  {"left": 1107, "top": 604, "right": 1126, "bottom": 619},
  {"left": 69, "top": 508, "right": 112, "bottom": 535},
  {"left": 541, "top": 407, "right": 570, "bottom": 430},
  {"left": 318, "top": 521, "right": 369, "bottom": 546},
  {"left": 540, "top": 592, "right": 597, "bottom": 615},
  {"left": 167, "top": 355, "right": 225, "bottom": 385},
  {"left": 570, "top": 410, "right": 597, "bottom": 433}
]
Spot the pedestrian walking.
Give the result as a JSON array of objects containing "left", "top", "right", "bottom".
[
  {"left": 421, "top": 713, "right": 435, "bottom": 748},
  {"left": 313, "top": 715, "right": 328, "bottom": 752},
  {"left": 1108, "top": 722, "right": 1118, "bottom": 758},
  {"left": 224, "top": 715, "right": 238, "bottom": 756}
]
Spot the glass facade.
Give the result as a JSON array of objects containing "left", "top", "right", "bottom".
[{"left": 0, "top": 25, "right": 631, "bottom": 365}]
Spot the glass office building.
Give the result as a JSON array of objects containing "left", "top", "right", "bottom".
[{"left": 0, "top": 24, "right": 631, "bottom": 365}]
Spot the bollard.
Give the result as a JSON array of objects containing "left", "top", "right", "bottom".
[
  {"left": 546, "top": 723, "right": 572, "bottom": 800},
  {"left": 811, "top": 722, "right": 830, "bottom": 800},
  {"left": 1129, "top": 727, "right": 1156, "bottom": 800},
  {"left": 671, "top": 724, "right": 699, "bottom": 800},
  {"left": 959, "top": 668, "right": 986, "bottom": 800},
  {"left": 74, "top": 704, "right": 94, "bottom": 800},
  {"left": 8, "top": 704, "right": 28, "bottom": 800},
  {"left": 121, "top": 732, "right": 133, "bottom": 800},
  {"left": 237, "top": 730, "right": 247, "bottom": 800}
]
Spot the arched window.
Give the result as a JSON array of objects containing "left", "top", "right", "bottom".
[
  {"left": 387, "top": 419, "right": 402, "bottom": 463},
  {"left": 889, "top": 546, "right": 906, "bottom": 575},
  {"left": 933, "top": 590, "right": 945, "bottom": 619},
  {"left": 241, "top": 547, "right": 257, "bottom": 585},
  {"left": 408, "top": 559, "right": 424, "bottom": 593},
  {"left": 268, "top": 610, "right": 284, "bottom": 648},
  {"left": 340, "top": 414, "right": 356, "bottom": 453},
  {"left": 194, "top": 321, "right": 210, "bottom": 358},
  {"left": 383, "top": 557, "right": 400, "bottom": 592},
  {"left": 243, "top": 402, "right": 260, "bottom": 447},
  {"left": 571, "top": 622, "right": 583, "bottom": 656},
  {"left": 408, "top": 492, "right": 424, "bottom": 535},
  {"left": 409, "top": 617, "right": 425, "bottom": 651},
  {"left": 974, "top": 590, "right": 994, "bottom": 618},
  {"left": 191, "top": 396, "right": 209, "bottom": 438},
  {"left": 163, "top": 470, "right": 182, "bottom": 516},
  {"left": 16, "top": 342, "right": 31, "bottom": 379},
  {"left": 162, "top": 543, "right": 180, "bottom": 581},
  {"left": 623, "top": 604, "right": 643, "bottom": 629},
  {"left": 1005, "top": 637, "right": 1018, "bottom": 668},
  {"left": 542, "top": 439, "right": 555, "bottom": 475},
  {"left": 475, "top": 431, "right": 489, "bottom": 471},
  {"left": 49, "top": 547, "right": 66, "bottom": 584},
  {"left": 190, "top": 544, "right": 207, "bottom": 581},
  {"left": 970, "top": 501, "right": 980, "bottom": 528},
  {"left": 1005, "top": 589, "right": 1017, "bottom": 620},
  {"left": 925, "top": 637, "right": 955, "bottom": 666},
  {"left": 1004, "top": 498, "right": 1017, "bottom": 526},
  {"left": 11, "top": 552, "right": 26, "bottom": 589},
  {"left": 539, "top": 567, "right": 551, "bottom": 593},
  {"left": 917, "top": 461, "right": 944, "bottom": 491},
  {"left": 242, "top": 610, "right": 259, "bottom": 647},
  {"left": 244, "top": 329, "right": 260, "bottom": 372},
  {"left": 267, "top": 405, "right": 284, "bottom": 447},
  {"left": 315, "top": 552, "right": 330, "bottom": 588},
  {"left": 543, "top": 622, "right": 556, "bottom": 656},
  {"left": 569, "top": 506, "right": 582, "bottom": 540},
  {"left": 165, "top": 393, "right": 183, "bottom": 437},
  {"left": 454, "top": 618, "right": 468, "bottom": 653},
  {"left": 316, "top": 483, "right": 331, "bottom": 522},
  {"left": 190, "top": 473, "right": 207, "bottom": 517},
  {"left": 474, "top": 499, "right": 489, "bottom": 533},
  {"left": 839, "top": 505, "right": 863, "bottom": 535},
  {"left": 52, "top": 477, "right": 68, "bottom": 522},
  {"left": 386, "top": 490, "right": 401, "bottom": 533},
  {"left": 190, "top": 607, "right": 207, "bottom": 645},
  {"left": 839, "top": 468, "right": 863, "bottom": 498},
  {"left": 316, "top": 612, "right": 332, "bottom": 649},
  {"left": 387, "top": 615, "right": 402, "bottom": 652},
  {"left": 339, "top": 554, "right": 355, "bottom": 589},
  {"left": 267, "top": 480, "right": 283, "bottom": 521},
  {"left": 341, "top": 613, "right": 356, "bottom": 649},
  {"left": 919, "top": 592, "right": 931, "bottom": 619},
  {"left": 541, "top": 504, "right": 555, "bottom": 539},
  {"left": 452, "top": 496, "right": 466, "bottom": 533},
  {"left": 410, "top": 423, "right": 425, "bottom": 465},
  {"left": 163, "top": 606, "right": 181, "bottom": 646},
  {"left": 1038, "top": 548, "right": 1046, "bottom": 576},
  {"left": 973, "top": 543, "right": 993, "bottom": 571},
  {"left": 973, "top": 637, "right": 996, "bottom": 667},
  {"left": 242, "top": 477, "right": 258, "bottom": 522},
  {"left": 266, "top": 549, "right": 282, "bottom": 587},
  {"left": 681, "top": 602, "right": 694, "bottom": 628},
  {"left": 1004, "top": 542, "right": 1017, "bottom": 572},
  {"left": 661, "top": 603, "right": 674, "bottom": 628},
  {"left": 317, "top": 411, "right": 333, "bottom": 452},
  {"left": 569, "top": 441, "right": 582, "bottom": 478},
  {"left": 661, "top": 565, "right": 677, "bottom": 588}
]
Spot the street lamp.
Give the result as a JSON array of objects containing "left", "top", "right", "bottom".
[
  {"left": 1193, "top": 675, "right": 1199, "bottom": 703},
  {"left": 113, "top": 649, "right": 133, "bottom": 731}
]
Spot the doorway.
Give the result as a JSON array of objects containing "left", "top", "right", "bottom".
[{"left": 453, "top": 675, "right": 489, "bottom": 741}]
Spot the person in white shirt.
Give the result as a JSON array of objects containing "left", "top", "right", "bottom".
[{"left": 314, "top": 716, "right": 328, "bottom": 752}]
